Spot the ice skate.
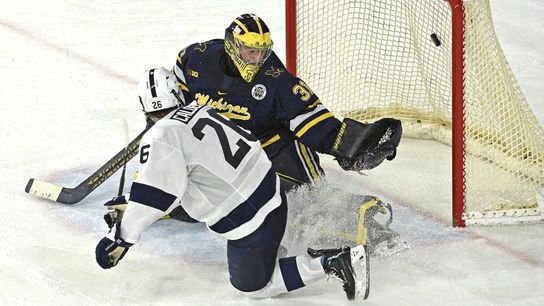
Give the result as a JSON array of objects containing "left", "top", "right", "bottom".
[{"left": 309, "top": 245, "right": 370, "bottom": 300}]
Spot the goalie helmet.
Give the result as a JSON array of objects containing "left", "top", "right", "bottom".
[
  {"left": 224, "top": 14, "right": 273, "bottom": 83},
  {"left": 137, "top": 67, "right": 184, "bottom": 115}
]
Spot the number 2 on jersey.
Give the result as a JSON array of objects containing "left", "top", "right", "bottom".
[{"left": 191, "top": 110, "right": 256, "bottom": 168}]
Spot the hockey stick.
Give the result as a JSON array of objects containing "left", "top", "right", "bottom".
[
  {"left": 117, "top": 119, "right": 130, "bottom": 196},
  {"left": 25, "top": 128, "right": 147, "bottom": 204}
]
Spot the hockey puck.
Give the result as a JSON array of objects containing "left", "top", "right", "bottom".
[{"left": 431, "top": 33, "right": 441, "bottom": 47}]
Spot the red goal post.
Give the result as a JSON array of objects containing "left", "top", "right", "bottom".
[{"left": 285, "top": 0, "right": 544, "bottom": 227}]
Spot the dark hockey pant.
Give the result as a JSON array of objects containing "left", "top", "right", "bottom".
[
  {"left": 227, "top": 192, "right": 288, "bottom": 292},
  {"left": 270, "top": 139, "right": 324, "bottom": 192}
]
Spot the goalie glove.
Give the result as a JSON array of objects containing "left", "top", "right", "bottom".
[
  {"left": 330, "top": 118, "right": 402, "bottom": 171},
  {"left": 95, "top": 223, "right": 133, "bottom": 269}
]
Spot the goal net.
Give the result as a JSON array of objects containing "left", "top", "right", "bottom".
[{"left": 285, "top": 0, "right": 544, "bottom": 226}]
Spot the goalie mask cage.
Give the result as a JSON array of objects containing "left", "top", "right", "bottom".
[{"left": 285, "top": 0, "right": 544, "bottom": 227}]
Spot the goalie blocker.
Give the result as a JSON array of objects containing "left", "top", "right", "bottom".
[{"left": 330, "top": 118, "right": 402, "bottom": 171}]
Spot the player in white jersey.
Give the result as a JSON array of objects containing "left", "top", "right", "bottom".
[{"left": 95, "top": 68, "right": 370, "bottom": 300}]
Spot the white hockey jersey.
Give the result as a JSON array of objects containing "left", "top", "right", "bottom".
[{"left": 119, "top": 103, "right": 282, "bottom": 243}]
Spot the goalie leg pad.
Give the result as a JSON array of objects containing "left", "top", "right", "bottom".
[{"left": 356, "top": 196, "right": 410, "bottom": 256}]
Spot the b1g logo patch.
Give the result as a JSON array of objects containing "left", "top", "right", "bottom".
[{"left": 251, "top": 84, "right": 267, "bottom": 101}]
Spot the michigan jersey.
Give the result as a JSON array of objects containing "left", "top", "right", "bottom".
[
  {"left": 173, "top": 39, "right": 342, "bottom": 158},
  {"left": 119, "top": 103, "right": 282, "bottom": 243}
]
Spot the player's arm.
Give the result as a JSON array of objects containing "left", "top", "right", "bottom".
[
  {"left": 95, "top": 127, "right": 188, "bottom": 269},
  {"left": 278, "top": 76, "right": 402, "bottom": 171},
  {"left": 277, "top": 77, "right": 342, "bottom": 153},
  {"left": 173, "top": 44, "right": 197, "bottom": 104}
]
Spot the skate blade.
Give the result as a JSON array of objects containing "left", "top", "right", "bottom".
[
  {"left": 372, "top": 238, "right": 411, "bottom": 257},
  {"left": 350, "top": 245, "right": 370, "bottom": 300}
]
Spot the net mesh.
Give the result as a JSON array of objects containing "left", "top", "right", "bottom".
[{"left": 293, "top": 0, "right": 544, "bottom": 222}]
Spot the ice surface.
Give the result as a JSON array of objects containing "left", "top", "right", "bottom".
[{"left": 1, "top": 1, "right": 543, "bottom": 305}]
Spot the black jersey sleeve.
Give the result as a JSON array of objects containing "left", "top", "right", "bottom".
[
  {"left": 173, "top": 43, "right": 199, "bottom": 103},
  {"left": 275, "top": 75, "right": 342, "bottom": 154}
]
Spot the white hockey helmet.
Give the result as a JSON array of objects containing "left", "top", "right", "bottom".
[{"left": 137, "top": 67, "right": 184, "bottom": 114}]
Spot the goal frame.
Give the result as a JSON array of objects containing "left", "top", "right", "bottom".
[{"left": 285, "top": 0, "right": 468, "bottom": 227}]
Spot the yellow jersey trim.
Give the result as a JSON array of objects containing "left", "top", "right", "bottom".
[
  {"left": 298, "top": 142, "right": 319, "bottom": 179},
  {"left": 295, "top": 112, "right": 334, "bottom": 138},
  {"left": 261, "top": 134, "right": 280, "bottom": 148}
]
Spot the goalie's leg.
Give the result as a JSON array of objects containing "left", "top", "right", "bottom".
[
  {"left": 268, "top": 139, "right": 324, "bottom": 193},
  {"left": 356, "top": 196, "right": 410, "bottom": 256}
]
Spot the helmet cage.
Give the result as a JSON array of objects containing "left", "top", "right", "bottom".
[
  {"left": 225, "top": 14, "right": 273, "bottom": 82},
  {"left": 236, "top": 36, "right": 273, "bottom": 67}
]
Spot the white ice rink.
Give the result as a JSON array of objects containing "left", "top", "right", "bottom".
[{"left": 1, "top": 1, "right": 543, "bottom": 305}]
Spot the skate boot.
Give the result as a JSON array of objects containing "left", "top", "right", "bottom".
[
  {"left": 357, "top": 196, "right": 410, "bottom": 256},
  {"left": 308, "top": 245, "right": 370, "bottom": 300}
]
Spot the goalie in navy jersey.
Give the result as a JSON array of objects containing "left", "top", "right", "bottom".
[
  {"left": 95, "top": 68, "right": 370, "bottom": 300},
  {"left": 173, "top": 13, "right": 402, "bottom": 192}
]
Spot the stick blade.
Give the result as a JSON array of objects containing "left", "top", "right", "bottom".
[{"left": 25, "top": 178, "right": 63, "bottom": 202}]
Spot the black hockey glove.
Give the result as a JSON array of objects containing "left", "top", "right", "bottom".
[
  {"left": 103, "top": 195, "right": 128, "bottom": 229},
  {"left": 331, "top": 118, "right": 402, "bottom": 171},
  {"left": 95, "top": 223, "right": 133, "bottom": 269}
]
